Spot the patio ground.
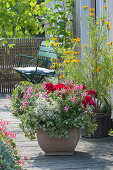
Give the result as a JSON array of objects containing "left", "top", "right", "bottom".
[{"left": 0, "top": 93, "right": 113, "bottom": 170}]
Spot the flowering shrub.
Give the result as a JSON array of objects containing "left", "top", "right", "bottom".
[
  {"left": 0, "top": 118, "right": 24, "bottom": 169},
  {"left": 48, "top": 3, "right": 113, "bottom": 115},
  {"left": 10, "top": 81, "right": 39, "bottom": 116},
  {"left": 11, "top": 80, "right": 97, "bottom": 139}
]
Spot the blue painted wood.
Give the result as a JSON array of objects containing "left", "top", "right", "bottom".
[
  {"left": 39, "top": 46, "right": 54, "bottom": 52},
  {"left": 38, "top": 51, "right": 57, "bottom": 59}
]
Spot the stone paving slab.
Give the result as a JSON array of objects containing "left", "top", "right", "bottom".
[{"left": 0, "top": 93, "right": 113, "bottom": 170}]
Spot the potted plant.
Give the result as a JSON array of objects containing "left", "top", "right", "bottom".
[
  {"left": 48, "top": 4, "right": 113, "bottom": 137},
  {"left": 10, "top": 80, "right": 97, "bottom": 155}
]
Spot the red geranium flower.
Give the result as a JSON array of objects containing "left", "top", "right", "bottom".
[
  {"left": 82, "top": 85, "right": 86, "bottom": 90},
  {"left": 87, "top": 90, "right": 96, "bottom": 96},
  {"left": 45, "top": 83, "right": 55, "bottom": 92},
  {"left": 54, "top": 83, "right": 67, "bottom": 90},
  {"left": 82, "top": 96, "right": 96, "bottom": 108}
]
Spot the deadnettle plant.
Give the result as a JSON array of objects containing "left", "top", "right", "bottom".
[{"left": 12, "top": 80, "right": 98, "bottom": 140}]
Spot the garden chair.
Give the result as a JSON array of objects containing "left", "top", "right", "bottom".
[{"left": 13, "top": 41, "right": 57, "bottom": 84}]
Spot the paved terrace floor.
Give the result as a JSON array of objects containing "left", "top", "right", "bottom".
[{"left": 0, "top": 93, "right": 113, "bottom": 170}]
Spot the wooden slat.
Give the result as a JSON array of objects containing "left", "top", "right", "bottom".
[
  {"left": 39, "top": 46, "right": 54, "bottom": 52},
  {"left": 38, "top": 51, "right": 57, "bottom": 59}
]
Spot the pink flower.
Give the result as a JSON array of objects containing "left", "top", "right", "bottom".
[
  {"left": 82, "top": 92, "right": 87, "bottom": 97},
  {"left": 27, "top": 87, "right": 33, "bottom": 93},
  {"left": 6, "top": 94, "right": 10, "bottom": 99},
  {"left": 70, "top": 95, "right": 76, "bottom": 104},
  {"left": 23, "top": 93, "right": 27, "bottom": 100},
  {"left": 22, "top": 102, "right": 29, "bottom": 107},
  {"left": 24, "top": 156, "right": 29, "bottom": 160},
  {"left": 18, "top": 160, "right": 24, "bottom": 165},
  {"left": 42, "top": 92, "right": 48, "bottom": 98},
  {"left": 65, "top": 80, "right": 69, "bottom": 84},
  {"left": 20, "top": 107, "right": 23, "bottom": 111},
  {"left": 64, "top": 106, "right": 69, "bottom": 112},
  {"left": 36, "top": 93, "right": 38, "bottom": 96},
  {"left": 4, "top": 105, "right": 8, "bottom": 108},
  {"left": 15, "top": 95, "right": 18, "bottom": 99},
  {"left": 27, "top": 93, "right": 31, "bottom": 98}
]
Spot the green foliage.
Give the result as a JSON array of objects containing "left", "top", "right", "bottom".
[
  {"left": 49, "top": 5, "right": 113, "bottom": 114},
  {"left": 0, "top": 0, "right": 44, "bottom": 38},
  {"left": 11, "top": 80, "right": 97, "bottom": 140},
  {"left": 0, "top": 139, "right": 20, "bottom": 170},
  {"left": 0, "top": 119, "right": 22, "bottom": 170},
  {"left": 41, "top": 0, "right": 74, "bottom": 46},
  {"left": 82, "top": 8, "right": 113, "bottom": 99},
  {"left": 11, "top": 81, "right": 39, "bottom": 116}
]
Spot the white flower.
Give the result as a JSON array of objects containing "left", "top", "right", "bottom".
[{"left": 34, "top": 94, "right": 61, "bottom": 119}]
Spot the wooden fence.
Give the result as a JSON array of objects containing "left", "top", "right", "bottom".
[{"left": 0, "top": 37, "right": 45, "bottom": 93}]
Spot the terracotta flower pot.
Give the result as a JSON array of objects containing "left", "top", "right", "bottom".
[{"left": 37, "top": 128, "right": 81, "bottom": 155}]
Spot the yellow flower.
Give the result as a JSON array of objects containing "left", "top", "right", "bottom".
[
  {"left": 52, "top": 38, "right": 57, "bottom": 41},
  {"left": 67, "top": 48, "right": 71, "bottom": 50},
  {"left": 73, "top": 38, "right": 81, "bottom": 42},
  {"left": 71, "top": 60, "right": 82, "bottom": 63},
  {"left": 59, "top": 75, "right": 64, "bottom": 78},
  {"left": 56, "top": 59, "right": 59, "bottom": 61},
  {"left": 98, "top": 67, "right": 101, "bottom": 70},
  {"left": 96, "top": 22, "right": 99, "bottom": 25},
  {"left": 101, "top": 19, "right": 105, "bottom": 22},
  {"left": 107, "top": 43, "right": 111, "bottom": 45},
  {"left": 49, "top": 42, "right": 55, "bottom": 45},
  {"left": 103, "top": 6, "right": 107, "bottom": 9},
  {"left": 54, "top": 43, "right": 60, "bottom": 46},
  {"left": 50, "top": 65, "right": 55, "bottom": 69},
  {"left": 64, "top": 51, "right": 70, "bottom": 54},
  {"left": 97, "top": 70, "right": 99, "bottom": 73},
  {"left": 108, "top": 26, "right": 112, "bottom": 30},
  {"left": 82, "top": 6, "right": 88, "bottom": 9},
  {"left": 110, "top": 42, "right": 112, "bottom": 45},
  {"left": 77, "top": 38, "right": 81, "bottom": 42},
  {"left": 105, "top": 22, "right": 111, "bottom": 26},
  {"left": 83, "top": 44, "right": 88, "bottom": 48},
  {"left": 73, "top": 51, "right": 80, "bottom": 55},
  {"left": 68, "top": 57, "right": 74, "bottom": 60},
  {"left": 89, "top": 13, "right": 94, "bottom": 16},
  {"left": 63, "top": 60, "right": 69, "bottom": 64},
  {"left": 89, "top": 8, "right": 95, "bottom": 12},
  {"left": 54, "top": 62, "right": 58, "bottom": 65},
  {"left": 107, "top": 42, "right": 112, "bottom": 45}
]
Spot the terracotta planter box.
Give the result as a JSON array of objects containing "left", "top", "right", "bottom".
[{"left": 37, "top": 128, "right": 81, "bottom": 155}]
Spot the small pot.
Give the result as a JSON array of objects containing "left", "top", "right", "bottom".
[{"left": 37, "top": 128, "right": 81, "bottom": 155}]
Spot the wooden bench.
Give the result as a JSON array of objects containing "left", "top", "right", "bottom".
[{"left": 13, "top": 41, "right": 57, "bottom": 84}]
